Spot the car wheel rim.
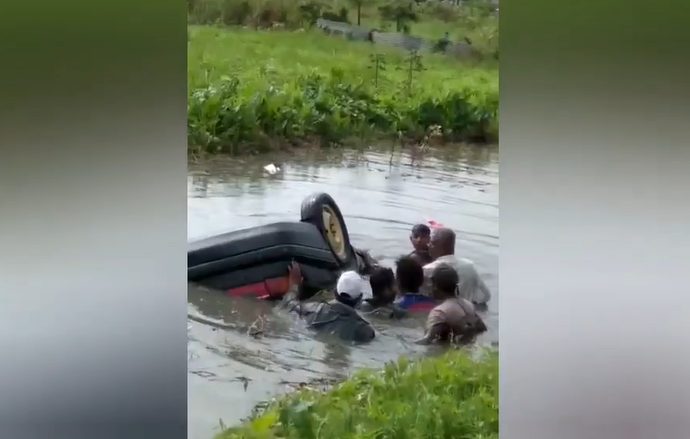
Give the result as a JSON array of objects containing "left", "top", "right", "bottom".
[{"left": 321, "top": 205, "right": 346, "bottom": 260}]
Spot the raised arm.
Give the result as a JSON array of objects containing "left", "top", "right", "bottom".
[{"left": 280, "top": 261, "right": 304, "bottom": 309}]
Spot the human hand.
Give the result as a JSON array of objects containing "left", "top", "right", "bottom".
[{"left": 287, "top": 261, "right": 303, "bottom": 288}]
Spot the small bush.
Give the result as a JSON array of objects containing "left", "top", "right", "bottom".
[
  {"left": 220, "top": 0, "right": 252, "bottom": 25},
  {"left": 217, "top": 349, "right": 498, "bottom": 439},
  {"left": 188, "top": 71, "right": 497, "bottom": 154},
  {"left": 322, "top": 7, "right": 350, "bottom": 24}
]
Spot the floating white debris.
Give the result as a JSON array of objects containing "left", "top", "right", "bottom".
[{"left": 263, "top": 163, "right": 280, "bottom": 175}]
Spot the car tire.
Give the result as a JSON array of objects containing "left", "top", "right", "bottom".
[{"left": 300, "top": 192, "right": 355, "bottom": 267}]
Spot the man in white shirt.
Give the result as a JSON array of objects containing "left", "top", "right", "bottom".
[{"left": 420, "top": 227, "right": 492, "bottom": 305}]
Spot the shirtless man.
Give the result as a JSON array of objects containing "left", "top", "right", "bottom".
[{"left": 408, "top": 224, "right": 433, "bottom": 265}]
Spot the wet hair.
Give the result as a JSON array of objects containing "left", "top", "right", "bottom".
[
  {"left": 395, "top": 256, "right": 424, "bottom": 293},
  {"left": 431, "top": 263, "right": 459, "bottom": 297},
  {"left": 369, "top": 266, "right": 395, "bottom": 298},
  {"left": 411, "top": 224, "right": 431, "bottom": 238}
]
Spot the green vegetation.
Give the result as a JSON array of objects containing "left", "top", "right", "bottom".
[
  {"left": 188, "top": 25, "right": 497, "bottom": 155},
  {"left": 188, "top": 0, "right": 498, "bottom": 58},
  {"left": 409, "top": 3, "right": 498, "bottom": 59},
  {"left": 216, "top": 349, "right": 498, "bottom": 439},
  {"left": 187, "top": 0, "right": 498, "bottom": 155}
]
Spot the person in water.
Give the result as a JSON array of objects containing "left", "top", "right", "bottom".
[
  {"left": 282, "top": 262, "right": 375, "bottom": 343},
  {"left": 358, "top": 266, "right": 407, "bottom": 319},
  {"left": 409, "top": 223, "right": 433, "bottom": 265},
  {"left": 416, "top": 264, "right": 487, "bottom": 345},
  {"left": 393, "top": 255, "right": 437, "bottom": 312},
  {"left": 421, "top": 227, "right": 491, "bottom": 305}
]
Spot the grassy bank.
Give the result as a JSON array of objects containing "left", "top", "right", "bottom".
[
  {"left": 347, "top": 1, "right": 498, "bottom": 59},
  {"left": 188, "top": 0, "right": 498, "bottom": 58},
  {"left": 188, "top": 25, "right": 498, "bottom": 156},
  {"left": 216, "top": 349, "right": 498, "bottom": 438}
]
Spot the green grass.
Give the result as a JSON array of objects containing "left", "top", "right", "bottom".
[
  {"left": 187, "top": 0, "right": 498, "bottom": 58},
  {"left": 216, "top": 348, "right": 498, "bottom": 439},
  {"left": 188, "top": 25, "right": 496, "bottom": 95},
  {"left": 188, "top": 25, "right": 498, "bottom": 155},
  {"left": 349, "top": 2, "right": 498, "bottom": 57}
]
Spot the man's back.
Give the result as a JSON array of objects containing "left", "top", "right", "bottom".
[
  {"left": 424, "top": 297, "right": 486, "bottom": 343},
  {"left": 359, "top": 300, "right": 408, "bottom": 319},
  {"left": 281, "top": 263, "right": 376, "bottom": 343},
  {"left": 306, "top": 300, "right": 375, "bottom": 343}
]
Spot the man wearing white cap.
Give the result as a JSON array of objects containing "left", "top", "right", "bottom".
[{"left": 282, "top": 262, "right": 375, "bottom": 343}]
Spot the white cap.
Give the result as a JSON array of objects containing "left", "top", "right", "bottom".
[{"left": 336, "top": 271, "right": 370, "bottom": 300}]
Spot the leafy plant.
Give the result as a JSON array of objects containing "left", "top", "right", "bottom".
[
  {"left": 399, "top": 50, "right": 425, "bottom": 96},
  {"left": 216, "top": 349, "right": 498, "bottom": 439},
  {"left": 367, "top": 53, "right": 387, "bottom": 88}
]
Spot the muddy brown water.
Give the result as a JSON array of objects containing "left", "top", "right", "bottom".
[{"left": 187, "top": 145, "right": 498, "bottom": 439}]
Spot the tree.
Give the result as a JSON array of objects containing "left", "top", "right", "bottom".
[
  {"left": 298, "top": 0, "right": 327, "bottom": 27},
  {"left": 349, "top": 0, "right": 364, "bottom": 26},
  {"left": 378, "top": 2, "right": 418, "bottom": 33}
]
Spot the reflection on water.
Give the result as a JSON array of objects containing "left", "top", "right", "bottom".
[{"left": 187, "top": 145, "right": 498, "bottom": 439}]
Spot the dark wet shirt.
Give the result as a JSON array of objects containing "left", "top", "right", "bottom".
[
  {"left": 281, "top": 286, "right": 375, "bottom": 343},
  {"left": 358, "top": 300, "right": 408, "bottom": 319}
]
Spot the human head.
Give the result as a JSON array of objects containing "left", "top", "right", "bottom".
[
  {"left": 369, "top": 266, "right": 396, "bottom": 304},
  {"left": 430, "top": 263, "right": 459, "bottom": 299},
  {"left": 395, "top": 255, "right": 424, "bottom": 294},
  {"left": 428, "top": 227, "right": 455, "bottom": 259},
  {"left": 410, "top": 224, "right": 431, "bottom": 253},
  {"left": 335, "top": 271, "right": 368, "bottom": 307}
]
